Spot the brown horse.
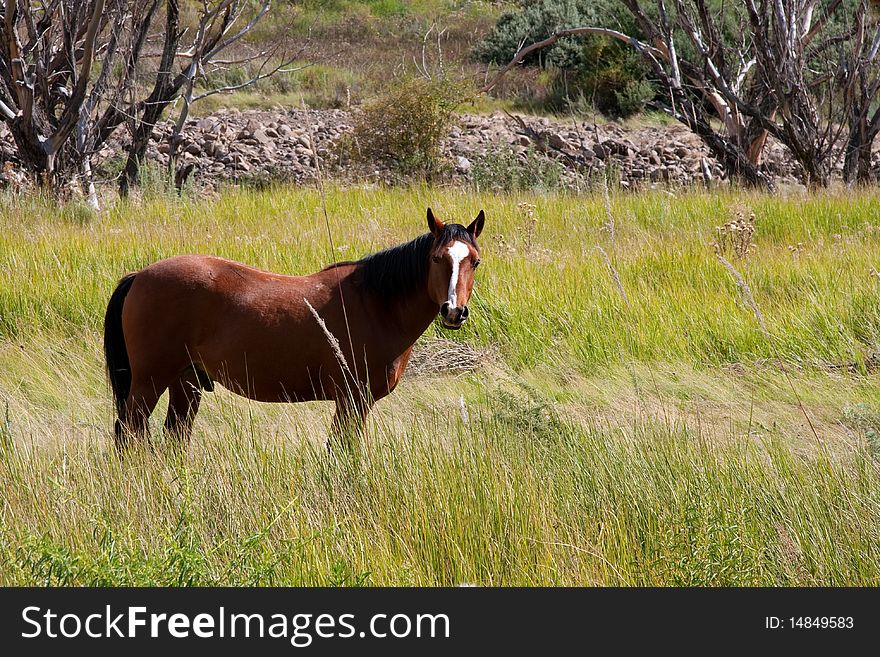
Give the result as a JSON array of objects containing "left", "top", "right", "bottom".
[{"left": 103, "top": 208, "right": 484, "bottom": 451}]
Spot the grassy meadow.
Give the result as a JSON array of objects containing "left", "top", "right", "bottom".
[{"left": 1, "top": 185, "right": 880, "bottom": 585}]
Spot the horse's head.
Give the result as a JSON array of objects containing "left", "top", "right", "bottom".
[{"left": 425, "top": 207, "right": 484, "bottom": 330}]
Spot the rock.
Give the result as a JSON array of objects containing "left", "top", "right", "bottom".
[
  {"left": 602, "top": 139, "right": 630, "bottom": 156},
  {"left": 183, "top": 142, "right": 202, "bottom": 156},
  {"left": 456, "top": 156, "right": 471, "bottom": 173},
  {"left": 548, "top": 133, "right": 572, "bottom": 151},
  {"left": 252, "top": 129, "right": 272, "bottom": 145},
  {"left": 237, "top": 118, "right": 262, "bottom": 139},
  {"left": 517, "top": 135, "right": 531, "bottom": 147}
]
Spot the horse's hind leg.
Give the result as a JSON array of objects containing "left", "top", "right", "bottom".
[
  {"left": 164, "top": 369, "right": 203, "bottom": 449},
  {"left": 115, "top": 378, "right": 163, "bottom": 453}
]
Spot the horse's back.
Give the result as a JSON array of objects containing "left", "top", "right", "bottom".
[
  {"left": 120, "top": 255, "right": 343, "bottom": 402},
  {"left": 138, "top": 254, "right": 291, "bottom": 288}
]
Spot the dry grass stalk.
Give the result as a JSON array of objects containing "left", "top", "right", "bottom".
[
  {"left": 602, "top": 175, "right": 615, "bottom": 247},
  {"left": 716, "top": 254, "right": 768, "bottom": 336},
  {"left": 406, "top": 338, "right": 494, "bottom": 378},
  {"left": 596, "top": 246, "right": 629, "bottom": 307},
  {"left": 303, "top": 298, "right": 355, "bottom": 383}
]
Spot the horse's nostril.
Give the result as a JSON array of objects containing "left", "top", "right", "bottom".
[
  {"left": 461, "top": 306, "right": 469, "bottom": 320},
  {"left": 441, "top": 302, "right": 450, "bottom": 317}
]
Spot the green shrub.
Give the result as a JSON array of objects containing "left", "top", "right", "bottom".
[
  {"left": 346, "top": 76, "right": 468, "bottom": 178},
  {"left": 474, "top": 1, "right": 653, "bottom": 118},
  {"left": 615, "top": 79, "right": 655, "bottom": 118},
  {"left": 548, "top": 36, "right": 653, "bottom": 117},
  {"left": 470, "top": 145, "right": 566, "bottom": 192},
  {"left": 473, "top": 0, "right": 598, "bottom": 68}
]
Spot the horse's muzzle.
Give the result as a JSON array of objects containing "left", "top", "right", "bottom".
[{"left": 440, "top": 302, "right": 469, "bottom": 329}]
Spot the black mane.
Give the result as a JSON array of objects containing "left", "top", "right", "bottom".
[{"left": 327, "top": 224, "right": 476, "bottom": 301}]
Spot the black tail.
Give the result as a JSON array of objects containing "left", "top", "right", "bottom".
[{"left": 104, "top": 273, "right": 137, "bottom": 419}]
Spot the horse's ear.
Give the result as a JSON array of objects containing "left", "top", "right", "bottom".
[
  {"left": 427, "top": 207, "right": 444, "bottom": 237},
  {"left": 467, "top": 210, "right": 485, "bottom": 238}
]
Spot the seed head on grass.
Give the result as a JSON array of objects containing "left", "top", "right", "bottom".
[
  {"left": 716, "top": 254, "right": 767, "bottom": 337},
  {"left": 304, "top": 298, "right": 354, "bottom": 384},
  {"left": 596, "top": 246, "right": 629, "bottom": 307},
  {"left": 712, "top": 205, "right": 755, "bottom": 260}
]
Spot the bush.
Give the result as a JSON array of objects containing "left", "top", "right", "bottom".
[
  {"left": 470, "top": 145, "right": 566, "bottom": 193},
  {"left": 474, "top": 0, "right": 654, "bottom": 118},
  {"left": 548, "top": 36, "right": 653, "bottom": 118},
  {"left": 615, "top": 79, "right": 655, "bottom": 118},
  {"left": 346, "top": 76, "right": 468, "bottom": 178},
  {"left": 473, "top": 0, "right": 599, "bottom": 68}
]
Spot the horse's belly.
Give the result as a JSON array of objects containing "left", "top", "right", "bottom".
[{"left": 211, "top": 364, "right": 332, "bottom": 404}]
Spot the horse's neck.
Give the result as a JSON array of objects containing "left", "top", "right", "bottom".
[{"left": 385, "top": 288, "right": 439, "bottom": 347}]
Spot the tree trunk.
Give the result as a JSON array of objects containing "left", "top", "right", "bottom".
[
  {"left": 844, "top": 122, "right": 877, "bottom": 185},
  {"left": 7, "top": 118, "right": 51, "bottom": 182},
  {"left": 81, "top": 158, "right": 99, "bottom": 210},
  {"left": 650, "top": 100, "right": 775, "bottom": 191},
  {"left": 119, "top": 127, "right": 154, "bottom": 197}
]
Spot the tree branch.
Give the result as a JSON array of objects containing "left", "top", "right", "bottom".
[{"left": 479, "top": 26, "right": 663, "bottom": 94}]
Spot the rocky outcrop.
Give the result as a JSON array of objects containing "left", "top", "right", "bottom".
[
  {"left": 95, "top": 108, "right": 352, "bottom": 186},
  {"left": 0, "top": 106, "right": 853, "bottom": 191},
  {"left": 448, "top": 114, "right": 805, "bottom": 189}
]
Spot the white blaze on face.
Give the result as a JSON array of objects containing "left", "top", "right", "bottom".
[{"left": 447, "top": 240, "right": 470, "bottom": 308}]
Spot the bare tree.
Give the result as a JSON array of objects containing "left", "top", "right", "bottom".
[
  {"left": 0, "top": 0, "right": 107, "bottom": 191},
  {"left": 481, "top": 0, "right": 869, "bottom": 189},
  {"left": 481, "top": 12, "right": 775, "bottom": 189},
  {"left": 738, "top": 0, "right": 852, "bottom": 187},
  {"left": 841, "top": 0, "right": 880, "bottom": 184},
  {"left": 0, "top": 0, "right": 296, "bottom": 206}
]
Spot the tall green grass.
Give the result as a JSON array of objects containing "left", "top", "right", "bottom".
[
  {"left": 1, "top": 393, "right": 878, "bottom": 586},
  {"left": 1, "top": 186, "right": 879, "bottom": 585},
  {"left": 3, "top": 187, "right": 879, "bottom": 367}
]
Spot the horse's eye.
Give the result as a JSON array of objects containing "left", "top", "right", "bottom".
[{"left": 473, "top": 260, "right": 481, "bottom": 268}]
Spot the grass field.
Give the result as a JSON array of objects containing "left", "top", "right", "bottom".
[{"left": 1, "top": 185, "right": 880, "bottom": 585}]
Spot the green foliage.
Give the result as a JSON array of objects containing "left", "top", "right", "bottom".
[
  {"left": 488, "top": 384, "right": 564, "bottom": 442},
  {"left": 470, "top": 145, "right": 565, "bottom": 192},
  {"left": 614, "top": 79, "right": 655, "bottom": 117},
  {"left": 474, "top": 0, "right": 653, "bottom": 117},
  {"left": 842, "top": 403, "right": 880, "bottom": 459},
  {"left": 473, "top": 0, "right": 601, "bottom": 68},
  {"left": 0, "top": 400, "right": 12, "bottom": 455},
  {"left": 347, "top": 76, "right": 468, "bottom": 178},
  {"left": 550, "top": 36, "right": 654, "bottom": 117},
  {"left": 59, "top": 200, "right": 97, "bottom": 226}
]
